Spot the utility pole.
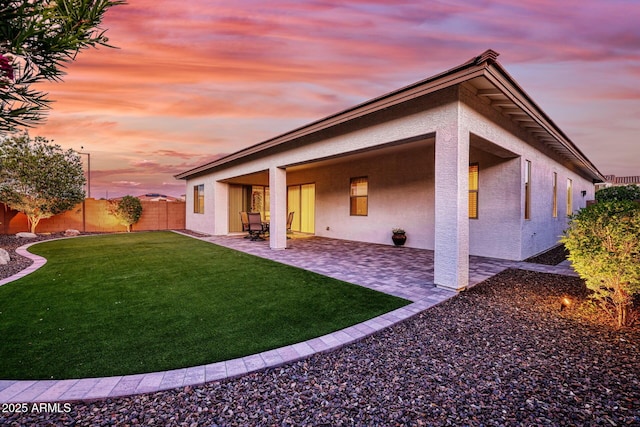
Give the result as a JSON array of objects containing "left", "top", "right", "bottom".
[{"left": 79, "top": 146, "right": 91, "bottom": 198}]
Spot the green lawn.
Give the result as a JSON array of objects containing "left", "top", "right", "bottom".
[{"left": 0, "top": 231, "right": 409, "bottom": 380}]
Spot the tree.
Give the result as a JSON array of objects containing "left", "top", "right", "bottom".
[
  {"left": 0, "top": 132, "right": 85, "bottom": 233},
  {"left": 108, "top": 195, "right": 142, "bottom": 232},
  {"left": 561, "top": 201, "right": 640, "bottom": 327},
  {"left": 595, "top": 184, "right": 640, "bottom": 203},
  {"left": 1, "top": 0, "right": 126, "bottom": 133}
]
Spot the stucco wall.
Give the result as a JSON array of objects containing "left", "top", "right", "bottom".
[
  {"left": 461, "top": 86, "right": 595, "bottom": 259},
  {"left": 185, "top": 176, "right": 219, "bottom": 235},
  {"left": 467, "top": 147, "right": 522, "bottom": 259},
  {"left": 287, "top": 142, "right": 435, "bottom": 249}
]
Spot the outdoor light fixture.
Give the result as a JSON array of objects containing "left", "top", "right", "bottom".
[
  {"left": 581, "top": 190, "right": 587, "bottom": 197},
  {"left": 560, "top": 297, "right": 572, "bottom": 311}
]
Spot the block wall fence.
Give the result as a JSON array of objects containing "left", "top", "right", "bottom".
[{"left": 0, "top": 199, "right": 186, "bottom": 234}]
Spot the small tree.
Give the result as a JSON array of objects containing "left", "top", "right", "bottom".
[
  {"left": 0, "top": 132, "right": 85, "bottom": 233},
  {"left": 561, "top": 201, "right": 640, "bottom": 327},
  {"left": 108, "top": 195, "right": 142, "bottom": 232},
  {"left": 595, "top": 184, "right": 640, "bottom": 203}
]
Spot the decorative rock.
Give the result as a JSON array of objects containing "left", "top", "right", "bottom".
[
  {"left": 0, "top": 248, "right": 10, "bottom": 264},
  {"left": 64, "top": 229, "right": 81, "bottom": 237},
  {"left": 16, "top": 232, "right": 37, "bottom": 238}
]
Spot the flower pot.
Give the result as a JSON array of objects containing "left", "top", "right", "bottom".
[{"left": 392, "top": 233, "right": 406, "bottom": 246}]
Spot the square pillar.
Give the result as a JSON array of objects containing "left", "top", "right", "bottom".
[
  {"left": 213, "top": 181, "right": 229, "bottom": 235},
  {"left": 269, "top": 166, "right": 287, "bottom": 250},
  {"left": 434, "top": 121, "right": 469, "bottom": 291}
]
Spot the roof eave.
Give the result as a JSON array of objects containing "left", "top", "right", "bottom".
[{"left": 482, "top": 63, "right": 605, "bottom": 182}]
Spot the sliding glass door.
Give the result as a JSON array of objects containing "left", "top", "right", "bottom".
[{"left": 288, "top": 183, "right": 315, "bottom": 233}]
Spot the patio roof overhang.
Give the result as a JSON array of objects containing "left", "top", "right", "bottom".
[{"left": 175, "top": 49, "right": 605, "bottom": 183}]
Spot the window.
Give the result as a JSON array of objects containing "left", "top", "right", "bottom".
[
  {"left": 250, "top": 185, "right": 270, "bottom": 219},
  {"left": 350, "top": 177, "right": 368, "bottom": 216},
  {"left": 567, "top": 178, "right": 573, "bottom": 215},
  {"left": 552, "top": 172, "right": 558, "bottom": 218},
  {"left": 469, "top": 163, "right": 479, "bottom": 219},
  {"left": 193, "top": 184, "right": 204, "bottom": 214},
  {"left": 524, "top": 160, "right": 531, "bottom": 220}
]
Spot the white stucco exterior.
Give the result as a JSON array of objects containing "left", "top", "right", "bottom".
[{"left": 177, "top": 50, "right": 603, "bottom": 291}]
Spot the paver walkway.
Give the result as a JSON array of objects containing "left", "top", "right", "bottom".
[{"left": 0, "top": 232, "right": 577, "bottom": 404}]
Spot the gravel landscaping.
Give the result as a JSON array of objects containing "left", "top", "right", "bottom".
[
  {"left": 523, "top": 244, "right": 569, "bottom": 266},
  {"left": 0, "top": 233, "right": 65, "bottom": 281},
  {"left": 2, "top": 260, "right": 638, "bottom": 426}
]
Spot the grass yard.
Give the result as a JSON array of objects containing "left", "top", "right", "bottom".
[{"left": 0, "top": 232, "right": 409, "bottom": 380}]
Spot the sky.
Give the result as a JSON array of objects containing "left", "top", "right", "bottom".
[{"left": 31, "top": 0, "right": 640, "bottom": 199}]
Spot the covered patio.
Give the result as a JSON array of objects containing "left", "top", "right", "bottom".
[{"left": 194, "top": 234, "right": 576, "bottom": 302}]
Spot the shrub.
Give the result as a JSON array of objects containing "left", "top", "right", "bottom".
[
  {"left": 561, "top": 201, "right": 640, "bottom": 327},
  {"left": 595, "top": 184, "right": 640, "bottom": 203},
  {"left": 108, "top": 196, "right": 143, "bottom": 232}
]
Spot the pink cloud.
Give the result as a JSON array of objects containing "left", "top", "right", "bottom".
[
  {"left": 112, "top": 181, "right": 141, "bottom": 187},
  {"left": 130, "top": 159, "right": 161, "bottom": 168}
]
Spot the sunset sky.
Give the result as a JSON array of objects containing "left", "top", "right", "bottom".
[{"left": 32, "top": 0, "right": 640, "bottom": 199}]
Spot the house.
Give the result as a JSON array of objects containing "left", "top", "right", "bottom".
[
  {"left": 110, "top": 193, "right": 183, "bottom": 202},
  {"left": 595, "top": 175, "right": 640, "bottom": 191},
  {"left": 135, "top": 193, "right": 183, "bottom": 202},
  {"left": 175, "top": 50, "right": 604, "bottom": 291}
]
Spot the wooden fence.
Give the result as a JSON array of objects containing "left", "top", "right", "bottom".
[{"left": 0, "top": 199, "right": 186, "bottom": 234}]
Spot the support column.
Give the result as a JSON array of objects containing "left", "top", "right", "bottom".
[
  {"left": 434, "top": 119, "right": 469, "bottom": 291},
  {"left": 213, "top": 181, "right": 229, "bottom": 235},
  {"left": 269, "top": 166, "right": 287, "bottom": 250}
]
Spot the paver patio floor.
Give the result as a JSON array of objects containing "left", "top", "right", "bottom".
[{"left": 201, "top": 233, "right": 577, "bottom": 302}]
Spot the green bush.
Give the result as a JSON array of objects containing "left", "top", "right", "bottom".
[
  {"left": 108, "top": 196, "right": 143, "bottom": 232},
  {"left": 561, "top": 201, "right": 640, "bottom": 327},
  {"left": 595, "top": 184, "right": 640, "bottom": 203}
]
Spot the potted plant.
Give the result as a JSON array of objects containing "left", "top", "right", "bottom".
[{"left": 391, "top": 227, "right": 407, "bottom": 246}]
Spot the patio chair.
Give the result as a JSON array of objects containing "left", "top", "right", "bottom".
[
  {"left": 247, "top": 212, "right": 266, "bottom": 241},
  {"left": 286, "top": 211, "right": 294, "bottom": 238},
  {"left": 239, "top": 211, "right": 250, "bottom": 238}
]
